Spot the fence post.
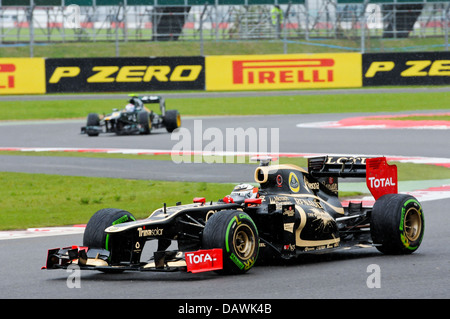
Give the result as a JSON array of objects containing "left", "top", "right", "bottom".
[
  {"left": 283, "top": 2, "right": 292, "bottom": 54},
  {"left": 0, "top": 1, "right": 3, "bottom": 45},
  {"left": 115, "top": 3, "right": 125, "bottom": 57},
  {"left": 305, "top": 0, "right": 309, "bottom": 41},
  {"left": 445, "top": 3, "right": 449, "bottom": 51},
  {"left": 29, "top": 0, "right": 35, "bottom": 58},
  {"left": 123, "top": 0, "right": 128, "bottom": 43},
  {"left": 200, "top": 2, "right": 208, "bottom": 56},
  {"left": 361, "top": 0, "right": 369, "bottom": 54}
]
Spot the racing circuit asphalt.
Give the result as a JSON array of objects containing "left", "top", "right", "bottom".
[
  {"left": 0, "top": 89, "right": 449, "bottom": 300},
  {"left": 0, "top": 111, "right": 449, "bottom": 182}
]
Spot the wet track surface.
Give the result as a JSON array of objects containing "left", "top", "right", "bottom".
[{"left": 0, "top": 91, "right": 449, "bottom": 299}]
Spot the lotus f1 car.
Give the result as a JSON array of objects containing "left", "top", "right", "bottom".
[
  {"left": 43, "top": 156, "right": 424, "bottom": 275},
  {"left": 81, "top": 95, "right": 181, "bottom": 136}
]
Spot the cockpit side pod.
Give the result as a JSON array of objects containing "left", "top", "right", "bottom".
[
  {"left": 252, "top": 194, "right": 340, "bottom": 259},
  {"left": 293, "top": 203, "right": 340, "bottom": 250},
  {"left": 254, "top": 163, "right": 346, "bottom": 257}
]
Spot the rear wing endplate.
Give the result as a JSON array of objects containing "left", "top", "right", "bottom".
[
  {"left": 308, "top": 156, "right": 397, "bottom": 200},
  {"left": 366, "top": 157, "right": 398, "bottom": 200}
]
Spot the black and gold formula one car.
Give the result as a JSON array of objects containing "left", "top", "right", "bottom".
[
  {"left": 43, "top": 156, "right": 424, "bottom": 275},
  {"left": 81, "top": 95, "right": 181, "bottom": 136}
]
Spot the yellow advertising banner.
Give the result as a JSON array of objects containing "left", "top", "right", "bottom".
[
  {"left": 205, "top": 53, "right": 362, "bottom": 91},
  {"left": 0, "top": 58, "right": 46, "bottom": 94}
]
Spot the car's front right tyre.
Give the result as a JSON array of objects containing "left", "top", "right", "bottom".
[
  {"left": 83, "top": 208, "right": 135, "bottom": 251},
  {"left": 86, "top": 113, "right": 100, "bottom": 136}
]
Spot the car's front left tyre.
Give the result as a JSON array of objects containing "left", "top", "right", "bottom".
[{"left": 202, "top": 210, "right": 259, "bottom": 275}]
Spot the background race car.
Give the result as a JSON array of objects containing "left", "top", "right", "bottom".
[{"left": 81, "top": 95, "right": 181, "bottom": 136}]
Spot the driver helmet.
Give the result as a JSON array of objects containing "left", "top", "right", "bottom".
[
  {"left": 125, "top": 103, "right": 135, "bottom": 112},
  {"left": 229, "top": 184, "right": 258, "bottom": 203}
]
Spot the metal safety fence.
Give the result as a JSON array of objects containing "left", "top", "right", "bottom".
[{"left": 0, "top": 0, "right": 449, "bottom": 55}]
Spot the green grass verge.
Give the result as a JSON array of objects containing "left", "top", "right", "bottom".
[
  {"left": 1, "top": 91, "right": 449, "bottom": 120},
  {"left": 0, "top": 38, "right": 447, "bottom": 58},
  {"left": 0, "top": 172, "right": 234, "bottom": 231}
]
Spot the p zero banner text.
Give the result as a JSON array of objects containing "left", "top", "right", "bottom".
[
  {"left": 363, "top": 52, "right": 450, "bottom": 86},
  {"left": 45, "top": 57, "right": 205, "bottom": 93}
]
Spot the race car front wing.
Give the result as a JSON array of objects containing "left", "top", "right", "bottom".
[{"left": 42, "top": 246, "right": 223, "bottom": 274}]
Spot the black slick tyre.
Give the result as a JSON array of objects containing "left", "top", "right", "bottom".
[
  {"left": 371, "top": 194, "right": 424, "bottom": 254},
  {"left": 86, "top": 113, "right": 100, "bottom": 136},
  {"left": 202, "top": 210, "right": 259, "bottom": 275},
  {"left": 164, "top": 110, "right": 181, "bottom": 133},
  {"left": 83, "top": 208, "right": 135, "bottom": 251},
  {"left": 137, "top": 111, "right": 151, "bottom": 134}
]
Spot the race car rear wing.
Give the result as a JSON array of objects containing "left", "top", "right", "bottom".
[
  {"left": 308, "top": 156, "right": 367, "bottom": 178},
  {"left": 308, "top": 156, "right": 398, "bottom": 200},
  {"left": 140, "top": 95, "right": 163, "bottom": 104},
  {"left": 140, "top": 95, "right": 166, "bottom": 116}
]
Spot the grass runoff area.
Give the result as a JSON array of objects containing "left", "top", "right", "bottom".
[
  {"left": 0, "top": 173, "right": 235, "bottom": 231},
  {"left": 1, "top": 90, "right": 450, "bottom": 120},
  {"left": 0, "top": 38, "right": 447, "bottom": 58},
  {"left": 0, "top": 89, "right": 449, "bottom": 230}
]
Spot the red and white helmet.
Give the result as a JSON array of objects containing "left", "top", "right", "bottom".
[{"left": 228, "top": 184, "right": 258, "bottom": 203}]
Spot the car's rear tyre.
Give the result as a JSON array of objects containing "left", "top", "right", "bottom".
[
  {"left": 164, "top": 110, "right": 181, "bottom": 133},
  {"left": 371, "top": 194, "right": 424, "bottom": 254},
  {"left": 202, "top": 210, "right": 259, "bottom": 275},
  {"left": 83, "top": 208, "right": 135, "bottom": 250},
  {"left": 86, "top": 113, "right": 100, "bottom": 136}
]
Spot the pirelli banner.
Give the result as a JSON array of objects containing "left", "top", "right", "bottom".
[
  {"left": 2, "top": 52, "right": 449, "bottom": 95},
  {"left": 0, "top": 58, "right": 46, "bottom": 94},
  {"left": 45, "top": 57, "right": 205, "bottom": 93},
  {"left": 205, "top": 53, "right": 362, "bottom": 91},
  {"left": 363, "top": 52, "right": 450, "bottom": 86}
]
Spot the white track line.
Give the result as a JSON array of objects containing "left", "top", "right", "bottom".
[{"left": 0, "top": 225, "right": 85, "bottom": 240}]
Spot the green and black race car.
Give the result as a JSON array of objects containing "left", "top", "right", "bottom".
[
  {"left": 44, "top": 156, "right": 424, "bottom": 275},
  {"left": 81, "top": 95, "right": 181, "bottom": 136}
]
